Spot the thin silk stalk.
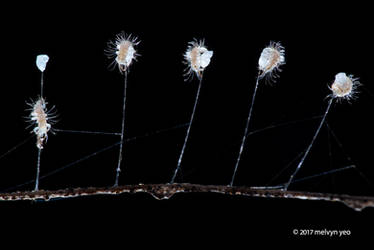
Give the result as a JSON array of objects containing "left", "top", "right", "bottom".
[
  {"left": 114, "top": 71, "right": 128, "bottom": 187},
  {"left": 283, "top": 98, "right": 334, "bottom": 190},
  {"left": 170, "top": 75, "right": 204, "bottom": 183},
  {"left": 34, "top": 148, "right": 41, "bottom": 191},
  {"left": 230, "top": 72, "right": 261, "bottom": 186},
  {"left": 34, "top": 71, "right": 44, "bottom": 191},
  {"left": 40, "top": 72, "right": 44, "bottom": 98}
]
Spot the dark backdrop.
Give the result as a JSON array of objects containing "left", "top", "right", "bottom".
[{"left": 0, "top": 2, "right": 373, "bottom": 242}]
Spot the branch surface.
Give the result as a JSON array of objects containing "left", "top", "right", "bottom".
[{"left": 1, "top": 183, "right": 373, "bottom": 211}]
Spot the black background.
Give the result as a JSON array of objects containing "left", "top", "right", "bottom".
[{"left": 0, "top": 2, "right": 373, "bottom": 242}]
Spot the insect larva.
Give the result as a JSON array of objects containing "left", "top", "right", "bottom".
[
  {"left": 258, "top": 41, "right": 285, "bottom": 82},
  {"left": 330, "top": 72, "right": 360, "bottom": 102},
  {"left": 105, "top": 31, "right": 140, "bottom": 73},
  {"left": 184, "top": 39, "right": 213, "bottom": 80},
  {"left": 29, "top": 97, "right": 55, "bottom": 149}
]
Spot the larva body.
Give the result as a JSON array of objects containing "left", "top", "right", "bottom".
[
  {"left": 116, "top": 40, "right": 136, "bottom": 72},
  {"left": 184, "top": 39, "right": 213, "bottom": 80},
  {"left": 106, "top": 32, "right": 139, "bottom": 73},
  {"left": 330, "top": 72, "right": 359, "bottom": 101},
  {"left": 29, "top": 98, "right": 52, "bottom": 149},
  {"left": 190, "top": 47, "right": 201, "bottom": 73},
  {"left": 258, "top": 42, "right": 285, "bottom": 81}
]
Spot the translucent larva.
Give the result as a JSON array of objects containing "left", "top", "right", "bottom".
[
  {"left": 258, "top": 41, "right": 285, "bottom": 81},
  {"left": 28, "top": 97, "right": 55, "bottom": 149},
  {"left": 105, "top": 32, "right": 140, "bottom": 73},
  {"left": 330, "top": 72, "right": 360, "bottom": 101},
  {"left": 184, "top": 39, "right": 213, "bottom": 80}
]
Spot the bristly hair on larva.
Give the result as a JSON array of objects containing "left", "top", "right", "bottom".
[
  {"left": 105, "top": 31, "right": 140, "bottom": 73},
  {"left": 258, "top": 41, "right": 285, "bottom": 83},
  {"left": 183, "top": 39, "right": 213, "bottom": 81},
  {"left": 27, "top": 97, "right": 57, "bottom": 149},
  {"left": 329, "top": 72, "right": 360, "bottom": 103}
]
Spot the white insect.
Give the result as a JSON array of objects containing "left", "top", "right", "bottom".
[
  {"left": 36, "top": 55, "right": 49, "bottom": 72},
  {"left": 29, "top": 97, "right": 54, "bottom": 149},
  {"left": 106, "top": 32, "right": 140, "bottom": 73},
  {"left": 330, "top": 72, "right": 360, "bottom": 101},
  {"left": 258, "top": 42, "right": 285, "bottom": 81},
  {"left": 184, "top": 39, "right": 213, "bottom": 80}
]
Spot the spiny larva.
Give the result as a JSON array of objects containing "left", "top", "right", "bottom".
[
  {"left": 330, "top": 72, "right": 360, "bottom": 102},
  {"left": 258, "top": 41, "right": 285, "bottom": 81},
  {"left": 28, "top": 97, "right": 56, "bottom": 149},
  {"left": 106, "top": 31, "right": 140, "bottom": 73},
  {"left": 184, "top": 39, "right": 213, "bottom": 80}
]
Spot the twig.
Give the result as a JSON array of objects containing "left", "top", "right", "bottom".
[{"left": 0, "top": 183, "right": 373, "bottom": 211}]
